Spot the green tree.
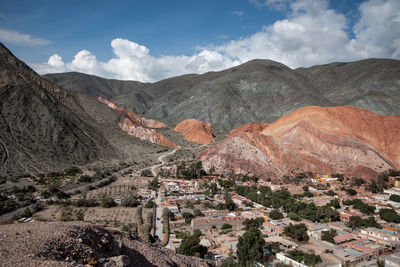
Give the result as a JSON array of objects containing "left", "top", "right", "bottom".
[
  {"left": 379, "top": 208, "right": 400, "bottom": 223},
  {"left": 176, "top": 230, "right": 207, "bottom": 258},
  {"left": 221, "top": 223, "right": 232, "bottom": 230},
  {"left": 321, "top": 229, "right": 337, "bottom": 244},
  {"left": 390, "top": 194, "right": 400, "bottom": 202},
  {"left": 101, "top": 198, "right": 116, "bottom": 208},
  {"left": 145, "top": 199, "right": 156, "bottom": 208},
  {"left": 284, "top": 223, "right": 309, "bottom": 242},
  {"left": 224, "top": 192, "right": 237, "bottom": 211},
  {"left": 347, "top": 216, "right": 362, "bottom": 229},
  {"left": 237, "top": 228, "right": 266, "bottom": 266},
  {"left": 269, "top": 209, "right": 284, "bottom": 220},
  {"left": 183, "top": 212, "right": 194, "bottom": 224},
  {"left": 287, "top": 212, "right": 302, "bottom": 221}
]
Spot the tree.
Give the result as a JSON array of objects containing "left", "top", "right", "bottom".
[
  {"left": 347, "top": 216, "right": 362, "bottom": 229},
  {"left": 141, "top": 169, "right": 153, "bottom": 177},
  {"left": 321, "top": 229, "right": 337, "bottom": 244},
  {"left": 194, "top": 209, "right": 204, "bottom": 217},
  {"left": 329, "top": 198, "right": 341, "bottom": 209},
  {"left": 377, "top": 258, "right": 385, "bottom": 267},
  {"left": 145, "top": 199, "right": 156, "bottom": 208},
  {"left": 101, "top": 198, "right": 116, "bottom": 208},
  {"left": 224, "top": 192, "right": 237, "bottom": 211},
  {"left": 390, "top": 194, "right": 400, "bottom": 202},
  {"left": 237, "top": 228, "right": 266, "bottom": 266},
  {"left": 176, "top": 231, "right": 207, "bottom": 258},
  {"left": 243, "top": 217, "right": 265, "bottom": 230},
  {"left": 379, "top": 208, "right": 400, "bottom": 223},
  {"left": 123, "top": 197, "right": 139, "bottom": 207},
  {"left": 221, "top": 223, "right": 232, "bottom": 230},
  {"left": 287, "top": 212, "right": 302, "bottom": 221},
  {"left": 147, "top": 176, "right": 158, "bottom": 190},
  {"left": 182, "top": 212, "right": 194, "bottom": 224},
  {"left": 346, "top": 188, "right": 357, "bottom": 196},
  {"left": 269, "top": 209, "right": 284, "bottom": 220},
  {"left": 22, "top": 207, "right": 32, "bottom": 218},
  {"left": 284, "top": 223, "right": 309, "bottom": 242}
]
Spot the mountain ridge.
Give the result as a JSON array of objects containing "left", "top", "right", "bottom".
[{"left": 45, "top": 58, "right": 400, "bottom": 135}]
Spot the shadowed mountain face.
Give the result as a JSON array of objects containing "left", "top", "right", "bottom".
[
  {"left": 46, "top": 58, "right": 400, "bottom": 136},
  {"left": 0, "top": 43, "right": 161, "bottom": 177},
  {"left": 199, "top": 106, "right": 400, "bottom": 180},
  {"left": 43, "top": 72, "right": 145, "bottom": 99}
]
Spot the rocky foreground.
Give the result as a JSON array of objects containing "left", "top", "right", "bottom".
[{"left": 0, "top": 222, "right": 211, "bottom": 267}]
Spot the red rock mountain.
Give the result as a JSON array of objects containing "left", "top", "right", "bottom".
[
  {"left": 227, "top": 122, "right": 269, "bottom": 138},
  {"left": 173, "top": 119, "right": 215, "bottom": 144},
  {"left": 97, "top": 97, "right": 178, "bottom": 148},
  {"left": 199, "top": 106, "right": 400, "bottom": 180}
]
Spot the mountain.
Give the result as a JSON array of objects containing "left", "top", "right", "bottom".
[
  {"left": 97, "top": 96, "right": 178, "bottom": 148},
  {"left": 43, "top": 72, "right": 145, "bottom": 99},
  {"left": 0, "top": 43, "right": 162, "bottom": 178},
  {"left": 296, "top": 59, "right": 400, "bottom": 116},
  {"left": 199, "top": 106, "right": 400, "bottom": 180},
  {"left": 47, "top": 58, "right": 400, "bottom": 135},
  {"left": 173, "top": 119, "right": 214, "bottom": 144}
]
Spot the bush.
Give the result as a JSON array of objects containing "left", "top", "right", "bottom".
[
  {"left": 101, "top": 198, "right": 117, "bottom": 208},
  {"left": 141, "top": 169, "right": 153, "bottom": 177},
  {"left": 78, "top": 175, "right": 93, "bottom": 183},
  {"left": 64, "top": 166, "right": 82, "bottom": 176},
  {"left": 221, "top": 223, "right": 232, "bottom": 230},
  {"left": 145, "top": 199, "right": 156, "bottom": 208},
  {"left": 123, "top": 197, "right": 140, "bottom": 207}
]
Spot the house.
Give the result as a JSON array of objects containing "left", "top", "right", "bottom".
[
  {"left": 359, "top": 227, "right": 400, "bottom": 251},
  {"left": 340, "top": 210, "right": 363, "bottom": 222}
]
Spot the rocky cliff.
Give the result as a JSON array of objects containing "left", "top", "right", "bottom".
[{"left": 97, "top": 97, "right": 177, "bottom": 148}]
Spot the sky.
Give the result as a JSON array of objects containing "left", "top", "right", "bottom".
[{"left": 0, "top": 0, "right": 399, "bottom": 82}]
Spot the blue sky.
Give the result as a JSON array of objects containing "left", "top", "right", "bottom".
[{"left": 1, "top": 0, "right": 399, "bottom": 82}]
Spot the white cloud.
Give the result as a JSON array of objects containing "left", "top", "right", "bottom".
[
  {"left": 233, "top": 11, "right": 244, "bottom": 17},
  {"left": 33, "top": 0, "right": 400, "bottom": 82},
  {"left": 0, "top": 28, "right": 51, "bottom": 46},
  {"left": 249, "top": 0, "right": 291, "bottom": 10},
  {"left": 348, "top": 0, "right": 400, "bottom": 58}
]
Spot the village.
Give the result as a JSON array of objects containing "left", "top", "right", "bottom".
[{"left": 1, "top": 162, "right": 400, "bottom": 267}]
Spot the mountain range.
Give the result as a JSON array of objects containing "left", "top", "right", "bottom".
[
  {"left": 46, "top": 58, "right": 400, "bottom": 135},
  {"left": 1, "top": 41, "right": 400, "bottom": 179}
]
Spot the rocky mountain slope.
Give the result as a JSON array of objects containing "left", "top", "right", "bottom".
[
  {"left": 97, "top": 97, "right": 177, "bottom": 148},
  {"left": 43, "top": 72, "right": 145, "bottom": 99},
  {"left": 46, "top": 58, "right": 400, "bottom": 135},
  {"left": 173, "top": 119, "right": 215, "bottom": 144},
  {"left": 0, "top": 221, "right": 211, "bottom": 267},
  {"left": 0, "top": 43, "right": 162, "bottom": 178},
  {"left": 199, "top": 106, "right": 400, "bottom": 180}
]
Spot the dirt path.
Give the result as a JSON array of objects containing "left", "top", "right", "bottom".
[{"left": 137, "top": 149, "right": 177, "bottom": 177}]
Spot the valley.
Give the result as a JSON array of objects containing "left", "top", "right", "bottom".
[{"left": 1, "top": 41, "right": 400, "bottom": 267}]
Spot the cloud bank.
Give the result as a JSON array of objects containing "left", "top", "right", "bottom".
[
  {"left": 34, "top": 0, "right": 400, "bottom": 82},
  {"left": 0, "top": 28, "right": 51, "bottom": 46}
]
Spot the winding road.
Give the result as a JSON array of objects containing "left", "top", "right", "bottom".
[{"left": 137, "top": 149, "right": 177, "bottom": 177}]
